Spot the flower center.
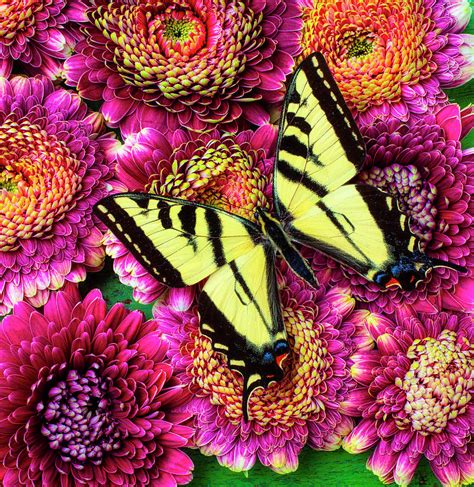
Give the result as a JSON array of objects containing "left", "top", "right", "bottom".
[
  {"left": 0, "top": 172, "right": 19, "bottom": 193},
  {"left": 149, "top": 9, "right": 206, "bottom": 57},
  {"left": 149, "top": 140, "right": 270, "bottom": 221},
  {"left": 347, "top": 36, "right": 373, "bottom": 58},
  {"left": 0, "top": 116, "right": 81, "bottom": 251},
  {"left": 397, "top": 330, "right": 473, "bottom": 435},
  {"left": 359, "top": 164, "right": 437, "bottom": 245},
  {"left": 38, "top": 365, "right": 120, "bottom": 466},
  {"left": 164, "top": 18, "right": 193, "bottom": 41}
]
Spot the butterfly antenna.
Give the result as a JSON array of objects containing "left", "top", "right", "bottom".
[{"left": 427, "top": 257, "right": 467, "bottom": 273}]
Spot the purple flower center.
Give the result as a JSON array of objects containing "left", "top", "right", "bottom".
[
  {"left": 395, "top": 330, "right": 473, "bottom": 435},
  {"left": 359, "top": 163, "right": 437, "bottom": 244},
  {"left": 37, "top": 364, "right": 120, "bottom": 467}
]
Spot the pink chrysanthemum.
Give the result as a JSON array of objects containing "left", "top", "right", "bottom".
[
  {"left": 342, "top": 307, "right": 474, "bottom": 487},
  {"left": 300, "top": 0, "right": 474, "bottom": 124},
  {"left": 153, "top": 271, "right": 373, "bottom": 473},
  {"left": 307, "top": 104, "right": 474, "bottom": 314},
  {"left": 64, "top": 0, "right": 302, "bottom": 136},
  {"left": 0, "top": 0, "right": 87, "bottom": 79},
  {"left": 0, "top": 285, "right": 194, "bottom": 486},
  {"left": 0, "top": 76, "right": 119, "bottom": 315},
  {"left": 105, "top": 125, "right": 277, "bottom": 304}
]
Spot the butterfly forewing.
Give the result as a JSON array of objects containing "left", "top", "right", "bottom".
[
  {"left": 95, "top": 194, "right": 260, "bottom": 287},
  {"left": 274, "top": 52, "right": 366, "bottom": 221}
]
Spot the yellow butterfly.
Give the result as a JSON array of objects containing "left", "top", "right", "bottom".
[{"left": 95, "top": 53, "right": 465, "bottom": 419}]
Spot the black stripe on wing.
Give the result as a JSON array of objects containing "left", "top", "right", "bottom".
[
  {"left": 198, "top": 245, "right": 287, "bottom": 420},
  {"left": 96, "top": 195, "right": 188, "bottom": 287},
  {"left": 274, "top": 52, "right": 366, "bottom": 219},
  {"left": 299, "top": 52, "right": 365, "bottom": 166},
  {"left": 289, "top": 185, "right": 413, "bottom": 277}
]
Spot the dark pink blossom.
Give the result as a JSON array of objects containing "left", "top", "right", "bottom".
[
  {"left": 65, "top": 0, "right": 302, "bottom": 136},
  {"left": 308, "top": 104, "right": 474, "bottom": 313},
  {"left": 105, "top": 125, "right": 277, "bottom": 304},
  {"left": 0, "top": 0, "right": 87, "bottom": 78},
  {"left": 152, "top": 267, "right": 370, "bottom": 473},
  {"left": 0, "top": 285, "right": 194, "bottom": 486},
  {"left": 0, "top": 76, "right": 119, "bottom": 315}
]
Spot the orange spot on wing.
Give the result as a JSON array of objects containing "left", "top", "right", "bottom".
[
  {"left": 386, "top": 277, "right": 401, "bottom": 288},
  {"left": 276, "top": 353, "right": 288, "bottom": 368}
]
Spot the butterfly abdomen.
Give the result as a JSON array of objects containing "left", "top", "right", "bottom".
[{"left": 255, "top": 208, "right": 318, "bottom": 288}]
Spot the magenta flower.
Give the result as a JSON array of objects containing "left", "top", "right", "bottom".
[
  {"left": 152, "top": 267, "right": 372, "bottom": 473},
  {"left": 308, "top": 104, "right": 474, "bottom": 313},
  {"left": 65, "top": 0, "right": 302, "bottom": 136},
  {"left": 0, "top": 76, "right": 119, "bottom": 315},
  {"left": 300, "top": 0, "right": 473, "bottom": 124},
  {"left": 105, "top": 125, "right": 277, "bottom": 304},
  {"left": 0, "top": 285, "right": 194, "bottom": 486},
  {"left": 342, "top": 307, "right": 474, "bottom": 486},
  {"left": 0, "top": 0, "right": 87, "bottom": 79}
]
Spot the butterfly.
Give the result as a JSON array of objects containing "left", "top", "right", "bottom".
[{"left": 94, "top": 52, "right": 466, "bottom": 420}]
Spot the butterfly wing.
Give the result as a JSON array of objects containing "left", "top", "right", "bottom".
[
  {"left": 287, "top": 184, "right": 467, "bottom": 289},
  {"left": 94, "top": 193, "right": 261, "bottom": 287},
  {"left": 199, "top": 245, "right": 289, "bottom": 420},
  {"left": 274, "top": 52, "right": 366, "bottom": 222},
  {"left": 95, "top": 193, "right": 290, "bottom": 418},
  {"left": 287, "top": 184, "right": 415, "bottom": 280}
]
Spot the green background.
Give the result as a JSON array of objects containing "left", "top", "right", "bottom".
[{"left": 87, "top": 15, "right": 474, "bottom": 487}]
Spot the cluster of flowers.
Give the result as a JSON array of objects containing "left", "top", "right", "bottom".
[{"left": 0, "top": 0, "right": 473, "bottom": 485}]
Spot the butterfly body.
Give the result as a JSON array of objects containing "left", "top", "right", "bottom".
[
  {"left": 95, "top": 52, "right": 466, "bottom": 419},
  {"left": 255, "top": 208, "right": 318, "bottom": 287}
]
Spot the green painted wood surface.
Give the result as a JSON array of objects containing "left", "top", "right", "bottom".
[{"left": 92, "top": 14, "right": 474, "bottom": 487}]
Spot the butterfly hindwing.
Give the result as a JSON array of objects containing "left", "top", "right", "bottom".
[
  {"left": 94, "top": 193, "right": 260, "bottom": 287},
  {"left": 274, "top": 52, "right": 366, "bottom": 221},
  {"left": 287, "top": 184, "right": 417, "bottom": 282},
  {"left": 199, "top": 244, "right": 288, "bottom": 419}
]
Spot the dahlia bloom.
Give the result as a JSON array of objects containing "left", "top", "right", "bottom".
[
  {"left": 342, "top": 307, "right": 474, "bottom": 487},
  {"left": 0, "top": 0, "right": 87, "bottom": 79},
  {"left": 65, "top": 0, "right": 302, "bottom": 136},
  {"left": 105, "top": 125, "right": 277, "bottom": 304},
  {"left": 0, "top": 285, "right": 194, "bottom": 486},
  {"left": 308, "top": 104, "right": 474, "bottom": 313},
  {"left": 300, "top": 0, "right": 474, "bottom": 124},
  {"left": 0, "top": 76, "right": 119, "bottom": 315},
  {"left": 153, "top": 270, "right": 372, "bottom": 473}
]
